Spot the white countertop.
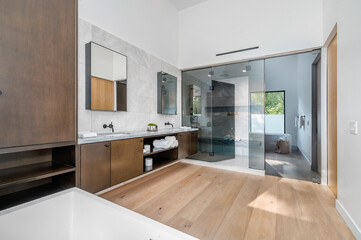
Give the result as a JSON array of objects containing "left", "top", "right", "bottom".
[{"left": 78, "top": 128, "right": 199, "bottom": 144}]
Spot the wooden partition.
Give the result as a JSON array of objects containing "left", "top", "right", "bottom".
[{"left": 327, "top": 34, "right": 338, "bottom": 197}]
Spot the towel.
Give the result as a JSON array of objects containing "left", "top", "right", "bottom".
[
  {"left": 78, "top": 131, "right": 97, "bottom": 138},
  {"left": 165, "top": 136, "right": 178, "bottom": 147},
  {"left": 153, "top": 139, "right": 171, "bottom": 149},
  {"left": 295, "top": 116, "right": 300, "bottom": 128}
]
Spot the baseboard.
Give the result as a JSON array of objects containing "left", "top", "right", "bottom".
[
  {"left": 336, "top": 199, "right": 361, "bottom": 239},
  {"left": 181, "top": 159, "right": 265, "bottom": 176},
  {"left": 95, "top": 160, "right": 181, "bottom": 196}
]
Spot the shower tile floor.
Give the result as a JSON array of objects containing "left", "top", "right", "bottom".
[{"left": 265, "top": 150, "right": 321, "bottom": 182}]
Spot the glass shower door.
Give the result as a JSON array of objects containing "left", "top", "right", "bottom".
[
  {"left": 182, "top": 68, "right": 213, "bottom": 159},
  {"left": 182, "top": 60, "right": 265, "bottom": 169},
  {"left": 248, "top": 59, "right": 265, "bottom": 170}
]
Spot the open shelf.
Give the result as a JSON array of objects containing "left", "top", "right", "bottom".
[
  {"left": 0, "top": 162, "right": 75, "bottom": 189},
  {"left": 0, "top": 182, "right": 68, "bottom": 211},
  {"left": 143, "top": 147, "right": 178, "bottom": 173},
  {"left": 143, "top": 147, "right": 178, "bottom": 157},
  {"left": 0, "top": 170, "right": 75, "bottom": 211}
]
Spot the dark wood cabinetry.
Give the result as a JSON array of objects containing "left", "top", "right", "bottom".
[
  {"left": 111, "top": 138, "right": 143, "bottom": 186},
  {"left": 79, "top": 131, "right": 198, "bottom": 193},
  {"left": 178, "top": 131, "right": 198, "bottom": 159},
  {"left": 80, "top": 142, "right": 110, "bottom": 194},
  {"left": 0, "top": 0, "right": 77, "bottom": 209},
  {"left": 0, "top": 0, "right": 77, "bottom": 149}
]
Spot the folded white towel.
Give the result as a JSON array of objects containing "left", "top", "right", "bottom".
[
  {"left": 153, "top": 139, "right": 171, "bottom": 149},
  {"left": 165, "top": 136, "right": 176, "bottom": 141},
  {"left": 165, "top": 136, "right": 178, "bottom": 147},
  {"left": 78, "top": 131, "right": 97, "bottom": 138}
]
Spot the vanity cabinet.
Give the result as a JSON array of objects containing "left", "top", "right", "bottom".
[
  {"left": 111, "top": 138, "right": 143, "bottom": 186},
  {"left": 79, "top": 130, "right": 198, "bottom": 193},
  {"left": 178, "top": 131, "right": 198, "bottom": 159},
  {"left": 80, "top": 142, "right": 111, "bottom": 193}
]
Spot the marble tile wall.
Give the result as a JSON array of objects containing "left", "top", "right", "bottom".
[{"left": 78, "top": 18, "right": 181, "bottom": 133}]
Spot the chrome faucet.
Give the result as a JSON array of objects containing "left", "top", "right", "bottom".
[
  {"left": 103, "top": 122, "right": 114, "bottom": 132},
  {"left": 165, "top": 121, "right": 173, "bottom": 128}
]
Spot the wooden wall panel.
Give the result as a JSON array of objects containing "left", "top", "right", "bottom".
[
  {"left": 0, "top": 0, "right": 76, "bottom": 148},
  {"left": 327, "top": 34, "right": 337, "bottom": 197}
]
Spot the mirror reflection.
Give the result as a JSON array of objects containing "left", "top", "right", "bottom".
[
  {"left": 86, "top": 42, "right": 127, "bottom": 111},
  {"left": 157, "top": 71, "right": 177, "bottom": 115}
]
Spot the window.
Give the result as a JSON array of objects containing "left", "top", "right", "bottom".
[{"left": 265, "top": 91, "right": 285, "bottom": 134}]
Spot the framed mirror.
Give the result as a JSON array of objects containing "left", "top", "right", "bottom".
[
  {"left": 157, "top": 71, "right": 177, "bottom": 115},
  {"left": 85, "top": 42, "right": 127, "bottom": 111}
]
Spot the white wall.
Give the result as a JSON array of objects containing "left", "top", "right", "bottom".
[
  {"left": 179, "top": 0, "right": 323, "bottom": 69},
  {"left": 323, "top": 0, "right": 361, "bottom": 238},
  {"left": 296, "top": 53, "right": 315, "bottom": 163},
  {"left": 78, "top": 19, "right": 181, "bottom": 133},
  {"left": 78, "top": 0, "right": 179, "bottom": 67},
  {"left": 265, "top": 55, "right": 298, "bottom": 146}
]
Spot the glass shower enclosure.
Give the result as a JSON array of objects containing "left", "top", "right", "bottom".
[{"left": 182, "top": 60, "right": 265, "bottom": 170}]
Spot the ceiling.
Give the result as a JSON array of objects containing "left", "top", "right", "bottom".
[{"left": 168, "top": 0, "right": 208, "bottom": 10}]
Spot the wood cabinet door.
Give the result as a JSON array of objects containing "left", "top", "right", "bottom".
[
  {"left": 190, "top": 131, "right": 199, "bottom": 156},
  {"left": 111, "top": 138, "right": 143, "bottom": 186},
  {"left": 0, "top": 0, "right": 76, "bottom": 148},
  {"left": 80, "top": 142, "right": 110, "bottom": 193},
  {"left": 178, "top": 131, "right": 198, "bottom": 159},
  {"left": 178, "top": 133, "right": 190, "bottom": 159}
]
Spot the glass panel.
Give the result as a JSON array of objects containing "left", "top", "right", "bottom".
[
  {"left": 182, "top": 68, "right": 213, "bottom": 158},
  {"left": 182, "top": 60, "right": 265, "bottom": 169},
  {"left": 211, "top": 62, "right": 248, "bottom": 161},
  {"left": 248, "top": 59, "right": 265, "bottom": 170}
]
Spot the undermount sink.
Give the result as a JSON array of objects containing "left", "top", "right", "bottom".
[{"left": 98, "top": 132, "right": 131, "bottom": 137}]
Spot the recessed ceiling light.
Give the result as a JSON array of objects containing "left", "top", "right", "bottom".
[{"left": 242, "top": 69, "right": 247, "bottom": 73}]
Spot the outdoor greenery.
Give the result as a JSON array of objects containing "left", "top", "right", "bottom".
[
  {"left": 250, "top": 91, "right": 285, "bottom": 115},
  {"left": 265, "top": 91, "right": 285, "bottom": 115}
]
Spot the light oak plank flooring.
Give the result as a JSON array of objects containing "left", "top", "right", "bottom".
[{"left": 101, "top": 163, "right": 354, "bottom": 240}]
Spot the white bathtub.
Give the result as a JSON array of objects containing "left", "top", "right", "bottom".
[{"left": 0, "top": 188, "right": 198, "bottom": 240}]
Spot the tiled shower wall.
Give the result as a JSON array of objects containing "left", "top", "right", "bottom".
[{"left": 78, "top": 18, "right": 181, "bottom": 133}]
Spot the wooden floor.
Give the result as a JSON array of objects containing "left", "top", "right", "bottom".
[{"left": 101, "top": 163, "right": 354, "bottom": 240}]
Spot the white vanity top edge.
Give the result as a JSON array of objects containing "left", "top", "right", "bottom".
[{"left": 77, "top": 128, "right": 199, "bottom": 145}]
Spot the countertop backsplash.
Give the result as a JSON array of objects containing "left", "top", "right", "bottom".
[{"left": 78, "top": 18, "right": 181, "bottom": 133}]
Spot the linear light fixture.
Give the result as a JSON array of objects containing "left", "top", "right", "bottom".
[{"left": 216, "top": 46, "right": 259, "bottom": 57}]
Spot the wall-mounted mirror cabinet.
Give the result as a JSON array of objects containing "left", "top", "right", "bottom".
[
  {"left": 157, "top": 71, "right": 177, "bottom": 115},
  {"left": 86, "top": 42, "right": 127, "bottom": 111}
]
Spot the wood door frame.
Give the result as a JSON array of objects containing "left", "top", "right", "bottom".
[{"left": 323, "top": 24, "right": 338, "bottom": 196}]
